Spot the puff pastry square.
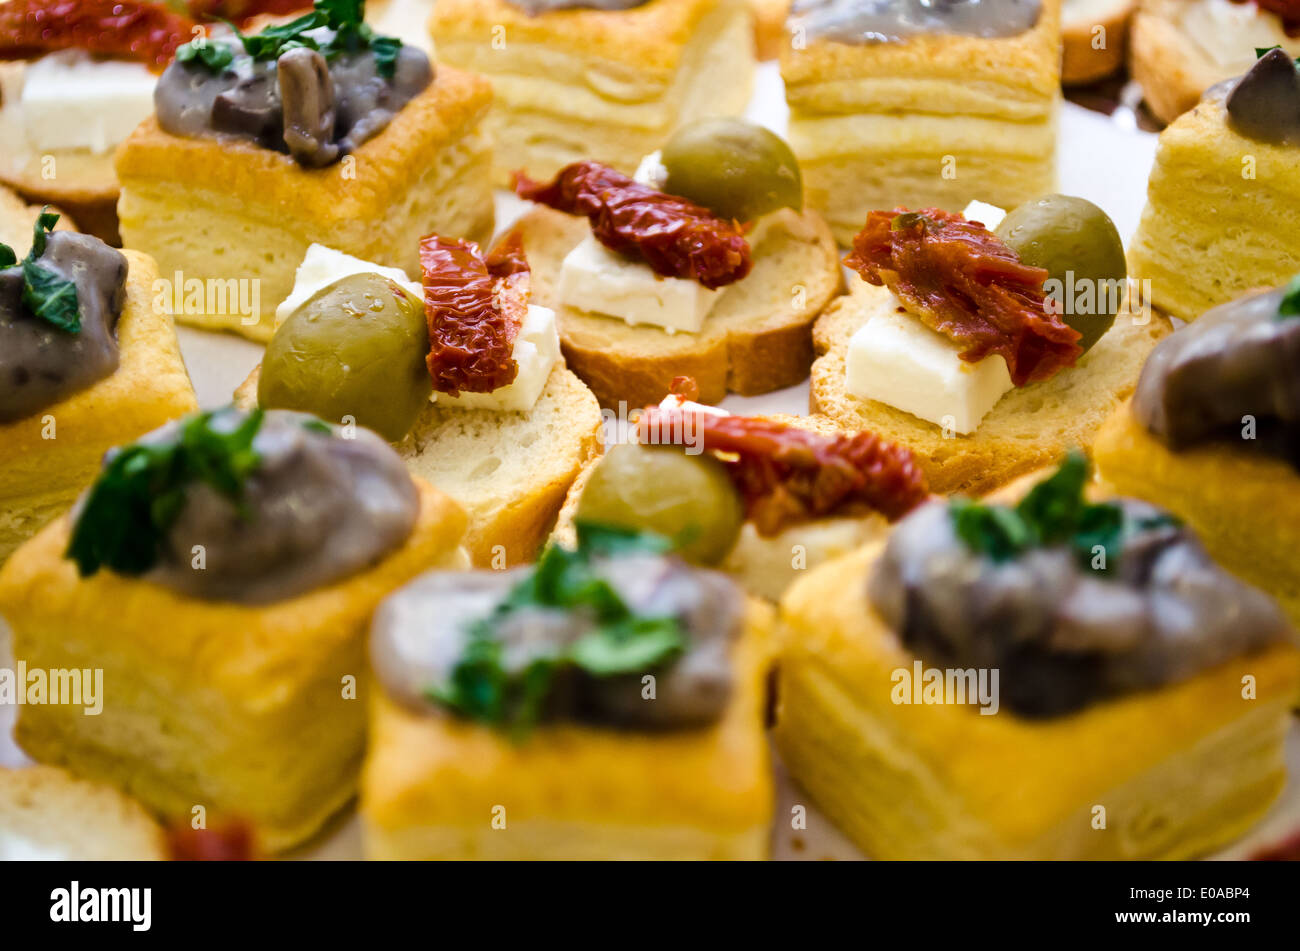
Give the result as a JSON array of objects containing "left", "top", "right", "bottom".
[
  {"left": 774, "top": 545, "right": 1300, "bottom": 860},
  {"left": 429, "top": 0, "right": 756, "bottom": 183},
  {"left": 0, "top": 483, "right": 468, "bottom": 853},
  {"left": 361, "top": 600, "right": 775, "bottom": 859},
  {"left": 1094, "top": 398, "right": 1300, "bottom": 629},
  {"left": 1128, "top": 96, "right": 1300, "bottom": 321},
  {"left": 114, "top": 66, "right": 495, "bottom": 342},
  {"left": 0, "top": 250, "right": 196, "bottom": 564},
  {"left": 781, "top": 0, "right": 1062, "bottom": 244}
]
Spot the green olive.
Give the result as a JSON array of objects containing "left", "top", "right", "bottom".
[
  {"left": 661, "top": 118, "right": 803, "bottom": 222},
  {"left": 994, "top": 194, "right": 1128, "bottom": 353},
  {"left": 258, "top": 272, "right": 432, "bottom": 442},
  {"left": 575, "top": 442, "right": 744, "bottom": 565}
]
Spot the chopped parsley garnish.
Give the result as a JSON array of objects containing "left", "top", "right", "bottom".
[
  {"left": 1278, "top": 274, "right": 1300, "bottom": 320},
  {"left": 175, "top": 35, "right": 235, "bottom": 72},
  {"left": 188, "top": 0, "right": 404, "bottom": 79},
  {"left": 0, "top": 209, "right": 81, "bottom": 333},
  {"left": 427, "top": 522, "right": 684, "bottom": 734},
  {"left": 950, "top": 452, "right": 1178, "bottom": 574},
  {"left": 66, "top": 409, "right": 265, "bottom": 579}
]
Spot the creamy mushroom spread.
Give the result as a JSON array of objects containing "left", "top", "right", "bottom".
[
  {"left": 504, "top": 0, "right": 650, "bottom": 12},
  {"left": 66, "top": 408, "right": 418, "bottom": 604},
  {"left": 788, "top": 0, "right": 1042, "bottom": 43},
  {"left": 371, "top": 535, "right": 743, "bottom": 731},
  {"left": 0, "top": 230, "right": 126, "bottom": 424},
  {"left": 156, "top": 28, "right": 431, "bottom": 168},
  {"left": 867, "top": 458, "right": 1290, "bottom": 717},
  {"left": 1132, "top": 281, "right": 1300, "bottom": 467},
  {"left": 1217, "top": 47, "right": 1300, "bottom": 145}
]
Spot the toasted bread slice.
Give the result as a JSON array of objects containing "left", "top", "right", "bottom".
[
  {"left": 0, "top": 765, "right": 166, "bottom": 860},
  {"left": 235, "top": 364, "right": 603, "bottom": 568},
  {"left": 808, "top": 279, "right": 1173, "bottom": 496},
  {"left": 513, "top": 205, "right": 843, "bottom": 409},
  {"left": 1062, "top": 0, "right": 1134, "bottom": 85}
]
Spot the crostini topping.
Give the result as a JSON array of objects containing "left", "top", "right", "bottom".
[
  {"left": 420, "top": 233, "right": 528, "bottom": 396},
  {"left": 868, "top": 454, "right": 1292, "bottom": 718},
  {"left": 155, "top": 0, "right": 428, "bottom": 167},
  {"left": 660, "top": 118, "right": 803, "bottom": 223},
  {"left": 0, "top": 0, "right": 194, "bottom": 68},
  {"left": 0, "top": 212, "right": 127, "bottom": 423},
  {"left": 1131, "top": 279, "right": 1300, "bottom": 466},
  {"left": 788, "top": 0, "right": 1042, "bottom": 44},
  {"left": 371, "top": 524, "right": 743, "bottom": 734},
  {"left": 66, "top": 408, "right": 418, "bottom": 603},
  {"left": 514, "top": 160, "right": 753, "bottom": 290},
  {"left": 260, "top": 271, "right": 432, "bottom": 441},
  {"left": 637, "top": 403, "right": 930, "bottom": 533},
  {"left": 846, "top": 208, "right": 1082, "bottom": 386},
  {"left": 1223, "top": 46, "right": 1300, "bottom": 143}
]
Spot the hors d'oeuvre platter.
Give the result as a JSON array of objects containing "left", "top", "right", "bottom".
[{"left": 2, "top": 0, "right": 1300, "bottom": 865}]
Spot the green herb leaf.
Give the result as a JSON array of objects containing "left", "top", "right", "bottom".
[
  {"left": 175, "top": 37, "right": 235, "bottom": 73},
  {"left": 65, "top": 408, "right": 265, "bottom": 578},
  {"left": 302, "top": 418, "right": 333, "bottom": 435},
  {"left": 369, "top": 34, "right": 401, "bottom": 79},
  {"left": 16, "top": 209, "right": 80, "bottom": 334},
  {"left": 225, "top": 0, "right": 400, "bottom": 73},
  {"left": 0, "top": 243, "right": 15, "bottom": 268},
  {"left": 1254, "top": 45, "right": 1300, "bottom": 66},
  {"left": 1278, "top": 274, "right": 1300, "bottom": 319},
  {"left": 430, "top": 525, "right": 687, "bottom": 734},
  {"left": 949, "top": 451, "right": 1157, "bottom": 574}
]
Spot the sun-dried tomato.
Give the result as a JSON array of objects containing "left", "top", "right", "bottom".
[
  {"left": 166, "top": 820, "right": 257, "bottom": 861},
  {"left": 420, "top": 233, "right": 527, "bottom": 396},
  {"left": 514, "top": 161, "right": 752, "bottom": 290},
  {"left": 0, "top": 0, "right": 196, "bottom": 68},
  {"left": 185, "top": 0, "right": 312, "bottom": 24},
  {"left": 1246, "top": 0, "right": 1300, "bottom": 36},
  {"left": 846, "top": 208, "right": 1082, "bottom": 387},
  {"left": 638, "top": 404, "right": 929, "bottom": 534}
]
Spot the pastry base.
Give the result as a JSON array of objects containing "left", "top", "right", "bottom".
[
  {"left": 0, "top": 481, "right": 468, "bottom": 853},
  {"left": 0, "top": 250, "right": 196, "bottom": 564},
  {"left": 361, "top": 598, "right": 776, "bottom": 860},
  {"left": 774, "top": 540, "right": 1300, "bottom": 859}
]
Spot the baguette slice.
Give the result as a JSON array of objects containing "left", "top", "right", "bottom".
[
  {"left": 236, "top": 364, "right": 603, "bottom": 568},
  {"left": 1062, "top": 0, "right": 1134, "bottom": 85},
  {"left": 514, "top": 205, "right": 843, "bottom": 409},
  {"left": 809, "top": 279, "right": 1172, "bottom": 496},
  {"left": 0, "top": 765, "right": 166, "bottom": 860}
]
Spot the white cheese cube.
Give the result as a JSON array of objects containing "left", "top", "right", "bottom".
[
  {"left": 557, "top": 235, "right": 718, "bottom": 335},
  {"left": 657, "top": 394, "right": 729, "bottom": 416},
  {"left": 431, "top": 305, "right": 560, "bottom": 413},
  {"left": 845, "top": 295, "right": 1013, "bottom": 435},
  {"left": 20, "top": 51, "right": 156, "bottom": 154},
  {"left": 633, "top": 150, "right": 668, "bottom": 190},
  {"left": 961, "top": 200, "right": 1008, "bottom": 232},
  {"left": 275, "top": 244, "right": 424, "bottom": 327}
]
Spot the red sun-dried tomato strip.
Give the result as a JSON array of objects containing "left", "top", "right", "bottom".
[
  {"left": 514, "top": 161, "right": 752, "bottom": 290},
  {"left": 845, "top": 208, "right": 1082, "bottom": 387},
  {"left": 420, "top": 232, "right": 527, "bottom": 396},
  {"left": 185, "top": 0, "right": 312, "bottom": 24},
  {"left": 0, "top": 0, "right": 197, "bottom": 69},
  {"left": 638, "top": 404, "right": 929, "bottom": 535},
  {"left": 166, "top": 820, "right": 257, "bottom": 861}
]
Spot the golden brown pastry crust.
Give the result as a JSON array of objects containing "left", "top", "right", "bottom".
[
  {"left": 781, "top": 0, "right": 1062, "bottom": 104},
  {"left": 751, "top": 0, "right": 790, "bottom": 59},
  {"left": 115, "top": 65, "right": 491, "bottom": 233},
  {"left": 1128, "top": 0, "right": 1223, "bottom": 124},
  {"left": 431, "top": 0, "right": 726, "bottom": 77}
]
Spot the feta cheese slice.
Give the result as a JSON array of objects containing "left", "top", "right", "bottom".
[
  {"left": 20, "top": 51, "right": 157, "bottom": 154},
  {"left": 845, "top": 292, "right": 1013, "bottom": 435},
  {"left": 557, "top": 235, "right": 719, "bottom": 334},
  {"left": 431, "top": 304, "right": 560, "bottom": 413},
  {"left": 275, "top": 244, "right": 423, "bottom": 328},
  {"left": 633, "top": 150, "right": 668, "bottom": 190},
  {"left": 962, "top": 200, "right": 1007, "bottom": 232}
]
